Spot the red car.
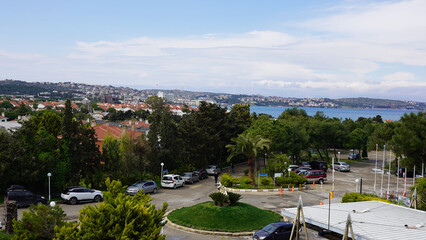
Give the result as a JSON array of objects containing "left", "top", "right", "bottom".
[{"left": 299, "top": 170, "right": 327, "bottom": 184}]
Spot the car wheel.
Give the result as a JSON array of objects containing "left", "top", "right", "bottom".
[
  {"left": 173, "top": 184, "right": 176, "bottom": 189},
  {"left": 153, "top": 188, "right": 158, "bottom": 194},
  {"left": 94, "top": 195, "right": 102, "bottom": 202},
  {"left": 69, "top": 197, "right": 78, "bottom": 205},
  {"left": 190, "top": 180, "right": 193, "bottom": 184}
]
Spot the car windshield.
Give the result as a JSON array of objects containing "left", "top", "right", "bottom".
[
  {"left": 162, "top": 176, "right": 172, "bottom": 180},
  {"left": 341, "top": 162, "right": 349, "bottom": 166},
  {"left": 262, "top": 224, "right": 278, "bottom": 234},
  {"left": 183, "top": 173, "right": 191, "bottom": 177}
]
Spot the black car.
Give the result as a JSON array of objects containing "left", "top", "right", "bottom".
[
  {"left": 253, "top": 222, "right": 294, "bottom": 240},
  {"left": 395, "top": 168, "right": 421, "bottom": 178},
  {"left": 310, "top": 161, "right": 328, "bottom": 172},
  {"left": 193, "top": 169, "right": 208, "bottom": 180},
  {"left": 5, "top": 185, "right": 47, "bottom": 207}
]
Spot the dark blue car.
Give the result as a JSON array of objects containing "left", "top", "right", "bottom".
[{"left": 253, "top": 222, "right": 294, "bottom": 240}]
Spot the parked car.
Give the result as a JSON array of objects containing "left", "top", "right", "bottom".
[
  {"left": 61, "top": 186, "right": 103, "bottom": 205},
  {"left": 333, "top": 162, "right": 351, "bottom": 172},
  {"left": 206, "top": 165, "right": 221, "bottom": 175},
  {"left": 126, "top": 180, "right": 158, "bottom": 195},
  {"left": 288, "top": 165, "right": 299, "bottom": 172},
  {"left": 395, "top": 168, "right": 421, "bottom": 178},
  {"left": 5, "top": 185, "right": 47, "bottom": 207},
  {"left": 299, "top": 162, "right": 311, "bottom": 168},
  {"left": 193, "top": 169, "right": 208, "bottom": 180},
  {"left": 348, "top": 153, "right": 360, "bottom": 160},
  {"left": 294, "top": 167, "right": 311, "bottom": 174},
  {"left": 181, "top": 172, "right": 199, "bottom": 184},
  {"left": 310, "top": 161, "right": 328, "bottom": 172},
  {"left": 300, "top": 170, "right": 327, "bottom": 184},
  {"left": 253, "top": 222, "right": 294, "bottom": 240},
  {"left": 161, "top": 174, "right": 185, "bottom": 189}
]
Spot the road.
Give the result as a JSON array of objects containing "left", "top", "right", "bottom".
[{"left": 4, "top": 152, "right": 419, "bottom": 239}]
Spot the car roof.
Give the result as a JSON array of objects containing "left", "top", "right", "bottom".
[
  {"left": 163, "top": 174, "right": 179, "bottom": 177},
  {"left": 308, "top": 170, "right": 324, "bottom": 172},
  {"left": 270, "top": 222, "right": 293, "bottom": 227}
]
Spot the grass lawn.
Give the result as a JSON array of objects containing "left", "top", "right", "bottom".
[{"left": 168, "top": 201, "right": 281, "bottom": 232}]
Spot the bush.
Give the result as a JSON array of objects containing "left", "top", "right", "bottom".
[
  {"left": 240, "top": 176, "right": 253, "bottom": 185},
  {"left": 260, "top": 178, "right": 272, "bottom": 186},
  {"left": 54, "top": 178, "right": 168, "bottom": 240},
  {"left": 209, "top": 192, "right": 229, "bottom": 206},
  {"left": 410, "top": 177, "right": 426, "bottom": 211},
  {"left": 341, "top": 192, "right": 394, "bottom": 204},
  {"left": 275, "top": 172, "right": 307, "bottom": 186},
  {"left": 220, "top": 173, "right": 239, "bottom": 187},
  {"left": 244, "top": 169, "right": 249, "bottom": 176},
  {"left": 12, "top": 204, "right": 71, "bottom": 240},
  {"left": 227, "top": 192, "right": 242, "bottom": 206}
]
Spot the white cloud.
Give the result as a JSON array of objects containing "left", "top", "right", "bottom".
[{"left": 383, "top": 72, "right": 416, "bottom": 82}]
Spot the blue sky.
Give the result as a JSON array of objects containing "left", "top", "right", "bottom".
[{"left": 1, "top": 0, "right": 425, "bottom": 101}]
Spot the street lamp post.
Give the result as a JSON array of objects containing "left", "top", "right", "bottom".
[
  {"left": 332, "top": 157, "right": 335, "bottom": 191},
  {"left": 380, "top": 144, "right": 386, "bottom": 197},
  {"left": 355, "top": 178, "right": 359, "bottom": 193},
  {"left": 47, "top": 173, "right": 52, "bottom": 202},
  {"left": 374, "top": 144, "right": 378, "bottom": 193},
  {"left": 338, "top": 152, "right": 340, "bottom": 162},
  {"left": 160, "top": 163, "right": 164, "bottom": 179}
]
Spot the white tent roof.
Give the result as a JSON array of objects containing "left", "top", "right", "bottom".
[{"left": 281, "top": 201, "right": 426, "bottom": 240}]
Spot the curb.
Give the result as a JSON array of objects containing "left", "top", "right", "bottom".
[
  {"left": 165, "top": 210, "right": 255, "bottom": 236},
  {"left": 224, "top": 186, "right": 306, "bottom": 193}
]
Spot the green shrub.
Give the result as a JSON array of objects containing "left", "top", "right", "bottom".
[
  {"left": 275, "top": 172, "right": 307, "bottom": 186},
  {"left": 240, "top": 176, "right": 253, "bottom": 185},
  {"left": 12, "top": 204, "right": 71, "bottom": 240},
  {"left": 260, "top": 178, "right": 272, "bottom": 186},
  {"left": 209, "top": 192, "right": 229, "bottom": 206},
  {"left": 220, "top": 173, "right": 239, "bottom": 187},
  {"left": 54, "top": 178, "right": 167, "bottom": 240},
  {"left": 244, "top": 169, "right": 249, "bottom": 176},
  {"left": 341, "top": 192, "right": 394, "bottom": 204},
  {"left": 227, "top": 192, "right": 242, "bottom": 206},
  {"left": 0, "top": 231, "right": 12, "bottom": 240}
]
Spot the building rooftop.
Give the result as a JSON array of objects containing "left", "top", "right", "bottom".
[{"left": 281, "top": 200, "right": 426, "bottom": 240}]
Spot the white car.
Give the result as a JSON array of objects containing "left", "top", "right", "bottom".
[
  {"left": 161, "top": 174, "right": 185, "bottom": 189},
  {"left": 61, "top": 186, "right": 103, "bottom": 205},
  {"left": 333, "top": 162, "right": 351, "bottom": 172},
  {"left": 206, "top": 165, "right": 221, "bottom": 175}
]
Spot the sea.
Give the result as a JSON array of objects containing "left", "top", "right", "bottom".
[{"left": 250, "top": 106, "right": 421, "bottom": 121}]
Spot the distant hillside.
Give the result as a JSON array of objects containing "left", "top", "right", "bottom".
[
  {"left": 333, "top": 97, "right": 424, "bottom": 110},
  {"left": 0, "top": 79, "right": 80, "bottom": 97}
]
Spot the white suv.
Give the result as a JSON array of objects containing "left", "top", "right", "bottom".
[
  {"left": 61, "top": 186, "right": 103, "bottom": 205},
  {"left": 161, "top": 174, "right": 185, "bottom": 189}
]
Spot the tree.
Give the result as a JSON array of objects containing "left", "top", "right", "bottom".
[
  {"left": 226, "top": 132, "right": 270, "bottom": 182},
  {"left": 348, "top": 128, "right": 368, "bottom": 155},
  {"left": 147, "top": 96, "right": 178, "bottom": 172},
  {"left": 392, "top": 112, "right": 425, "bottom": 168},
  {"left": 12, "top": 204, "right": 70, "bottom": 240},
  {"left": 278, "top": 107, "right": 308, "bottom": 120},
  {"left": 54, "top": 179, "right": 168, "bottom": 240},
  {"left": 0, "top": 100, "right": 13, "bottom": 109}
]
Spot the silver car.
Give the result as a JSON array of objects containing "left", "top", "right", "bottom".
[
  {"left": 181, "top": 172, "right": 199, "bottom": 184},
  {"left": 333, "top": 162, "right": 351, "bottom": 172},
  {"left": 206, "top": 165, "right": 221, "bottom": 175},
  {"left": 126, "top": 180, "right": 158, "bottom": 195}
]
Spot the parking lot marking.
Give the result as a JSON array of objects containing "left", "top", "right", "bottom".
[{"left": 190, "top": 185, "right": 201, "bottom": 189}]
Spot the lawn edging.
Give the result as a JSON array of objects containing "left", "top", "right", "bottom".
[
  {"left": 224, "top": 185, "right": 306, "bottom": 193},
  {"left": 165, "top": 210, "right": 255, "bottom": 236}
]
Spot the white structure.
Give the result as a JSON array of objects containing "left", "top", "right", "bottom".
[{"left": 281, "top": 201, "right": 426, "bottom": 240}]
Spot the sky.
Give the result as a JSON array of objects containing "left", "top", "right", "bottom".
[{"left": 1, "top": 0, "right": 425, "bottom": 102}]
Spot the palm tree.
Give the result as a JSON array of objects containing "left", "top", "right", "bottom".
[{"left": 226, "top": 132, "right": 270, "bottom": 183}]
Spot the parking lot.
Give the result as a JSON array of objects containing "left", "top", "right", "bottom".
[{"left": 2, "top": 151, "right": 420, "bottom": 239}]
